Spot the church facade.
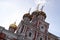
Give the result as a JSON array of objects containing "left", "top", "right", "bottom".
[{"left": 0, "top": 10, "right": 60, "bottom": 40}]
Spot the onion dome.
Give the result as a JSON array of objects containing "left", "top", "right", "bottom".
[
  {"left": 31, "top": 11, "right": 40, "bottom": 17},
  {"left": 31, "top": 10, "right": 46, "bottom": 19},
  {"left": 23, "top": 13, "right": 32, "bottom": 20},
  {"left": 23, "top": 13, "right": 30, "bottom": 19},
  {"left": 9, "top": 22, "right": 17, "bottom": 30},
  {"left": 38, "top": 11, "right": 46, "bottom": 19}
]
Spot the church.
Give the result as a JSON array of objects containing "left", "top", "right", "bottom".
[{"left": 0, "top": 6, "right": 60, "bottom": 40}]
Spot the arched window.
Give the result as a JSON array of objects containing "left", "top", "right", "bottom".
[
  {"left": 40, "top": 38, "right": 42, "bottom": 40},
  {"left": 20, "top": 25, "right": 24, "bottom": 33},
  {"left": 29, "top": 32, "right": 32, "bottom": 37}
]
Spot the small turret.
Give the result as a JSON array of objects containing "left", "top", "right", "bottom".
[{"left": 9, "top": 22, "right": 17, "bottom": 33}]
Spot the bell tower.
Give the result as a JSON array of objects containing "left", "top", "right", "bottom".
[
  {"left": 30, "top": 8, "right": 49, "bottom": 40},
  {"left": 16, "top": 5, "right": 49, "bottom": 40}
]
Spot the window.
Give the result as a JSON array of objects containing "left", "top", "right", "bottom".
[
  {"left": 40, "top": 25, "right": 44, "bottom": 30},
  {"left": 20, "top": 25, "right": 24, "bottom": 33},
  {"left": 40, "top": 38, "right": 42, "bottom": 40},
  {"left": 40, "top": 25, "right": 45, "bottom": 32},
  {"left": 41, "top": 26, "right": 44, "bottom": 29},
  {"left": 29, "top": 32, "right": 32, "bottom": 37}
]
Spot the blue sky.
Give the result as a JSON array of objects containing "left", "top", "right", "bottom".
[{"left": 0, "top": 0, "right": 60, "bottom": 37}]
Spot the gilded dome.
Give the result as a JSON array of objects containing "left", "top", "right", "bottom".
[{"left": 9, "top": 22, "right": 17, "bottom": 30}]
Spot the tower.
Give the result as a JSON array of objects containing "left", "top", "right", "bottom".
[
  {"left": 32, "top": 11, "right": 49, "bottom": 40},
  {"left": 16, "top": 7, "right": 49, "bottom": 40}
]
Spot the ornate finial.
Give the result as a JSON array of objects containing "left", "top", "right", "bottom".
[
  {"left": 40, "top": 5, "right": 45, "bottom": 11},
  {"left": 9, "top": 21, "right": 17, "bottom": 28},
  {"left": 14, "top": 21, "right": 16, "bottom": 25},
  {"left": 28, "top": 8, "right": 31, "bottom": 13},
  {"left": 36, "top": 4, "right": 40, "bottom": 11}
]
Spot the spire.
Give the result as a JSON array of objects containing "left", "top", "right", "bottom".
[
  {"left": 36, "top": 4, "right": 40, "bottom": 11},
  {"left": 14, "top": 21, "right": 16, "bottom": 25},
  {"left": 41, "top": 5, "right": 45, "bottom": 11},
  {"left": 36, "top": 4, "right": 45, "bottom": 11},
  {"left": 9, "top": 21, "right": 17, "bottom": 30},
  {"left": 28, "top": 8, "right": 31, "bottom": 13}
]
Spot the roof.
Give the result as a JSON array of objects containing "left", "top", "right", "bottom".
[{"left": 48, "top": 32, "right": 59, "bottom": 39}]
